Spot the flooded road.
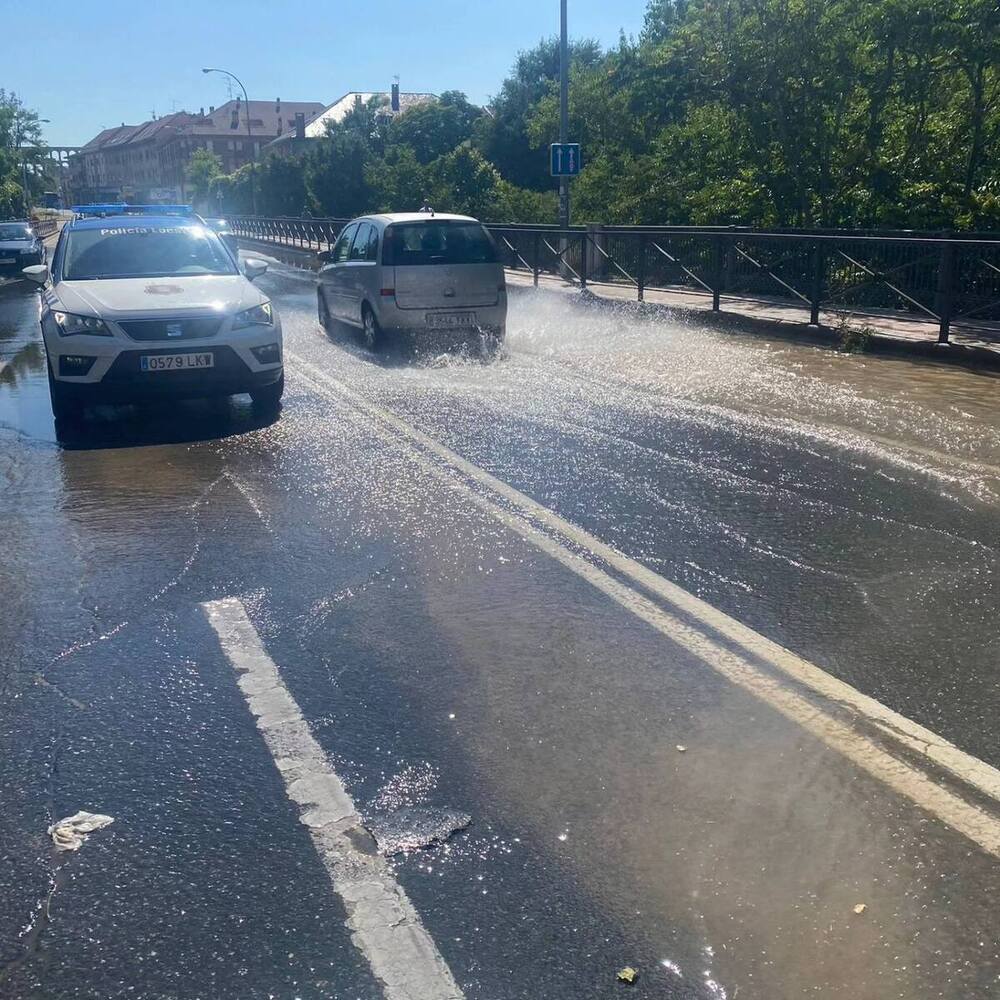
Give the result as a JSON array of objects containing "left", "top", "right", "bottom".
[{"left": 1, "top": 259, "right": 998, "bottom": 1000}]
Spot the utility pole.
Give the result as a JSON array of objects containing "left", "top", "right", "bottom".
[
  {"left": 203, "top": 67, "right": 257, "bottom": 215},
  {"left": 558, "top": 0, "right": 570, "bottom": 230}
]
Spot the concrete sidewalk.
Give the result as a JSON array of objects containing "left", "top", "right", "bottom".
[{"left": 505, "top": 270, "right": 1000, "bottom": 368}]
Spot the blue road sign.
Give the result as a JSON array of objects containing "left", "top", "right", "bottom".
[{"left": 550, "top": 143, "right": 582, "bottom": 176}]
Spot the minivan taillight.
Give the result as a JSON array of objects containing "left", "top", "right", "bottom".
[{"left": 380, "top": 287, "right": 395, "bottom": 297}]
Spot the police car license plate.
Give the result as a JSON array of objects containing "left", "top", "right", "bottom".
[
  {"left": 426, "top": 312, "right": 476, "bottom": 329},
  {"left": 0, "top": 257, "right": 15, "bottom": 264},
  {"left": 140, "top": 352, "right": 214, "bottom": 372}
]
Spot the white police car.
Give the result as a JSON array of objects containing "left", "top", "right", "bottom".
[{"left": 23, "top": 205, "right": 283, "bottom": 421}]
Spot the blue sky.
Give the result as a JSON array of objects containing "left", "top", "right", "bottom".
[{"left": 7, "top": 0, "right": 648, "bottom": 147}]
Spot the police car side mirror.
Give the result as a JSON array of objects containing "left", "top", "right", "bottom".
[
  {"left": 317, "top": 248, "right": 334, "bottom": 264},
  {"left": 22, "top": 264, "right": 48, "bottom": 285},
  {"left": 243, "top": 258, "right": 268, "bottom": 281}
]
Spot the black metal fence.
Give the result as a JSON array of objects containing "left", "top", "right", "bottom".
[
  {"left": 31, "top": 218, "right": 59, "bottom": 238},
  {"left": 228, "top": 216, "right": 1000, "bottom": 344}
]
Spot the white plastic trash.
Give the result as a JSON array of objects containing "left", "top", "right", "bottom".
[{"left": 47, "top": 811, "right": 115, "bottom": 852}]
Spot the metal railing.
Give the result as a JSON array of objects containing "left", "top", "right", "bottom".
[
  {"left": 230, "top": 215, "right": 348, "bottom": 252},
  {"left": 228, "top": 216, "right": 1000, "bottom": 344},
  {"left": 31, "top": 218, "right": 59, "bottom": 238}
]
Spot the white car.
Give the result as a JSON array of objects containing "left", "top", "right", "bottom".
[
  {"left": 317, "top": 213, "right": 506, "bottom": 355},
  {"left": 23, "top": 207, "right": 283, "bottom": 421},
  {"left": 0, "top": 221, "right": 45, "bottom": 274}
]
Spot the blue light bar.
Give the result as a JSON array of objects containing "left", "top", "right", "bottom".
[
  {"left": 72, "top": 204, "right": 194, "bottom": 217},
  {"left": 72, "top": 203, "right": 128, "bottom": 216}
]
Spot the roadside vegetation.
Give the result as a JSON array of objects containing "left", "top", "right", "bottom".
[
  {"left": 206, "top": 0, "right": 1000, "bottom": 229},
  {"left": 0, "top": 91, "right": 47, "bottom": 218}
]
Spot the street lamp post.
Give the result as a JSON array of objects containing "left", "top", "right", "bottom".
[
  {"left": 558, "top": 0, "right": 569, "bottom": 231},
  {"left": 202, "top": 67, "right": 257, "bottom": 215}
]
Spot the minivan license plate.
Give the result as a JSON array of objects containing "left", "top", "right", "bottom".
[
  {"left": 140, "top": 352, "right": 214, "bottom": 372},
  {"left": 426, "top": 312, "right": 475, "bottom": 329}
]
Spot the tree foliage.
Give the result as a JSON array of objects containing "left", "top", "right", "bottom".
[
  {"left": 185, "top": 148, "right": 223, "bottom": 209},
  {"left": 0, "top": 91, "right": 47, "bottom": 217},
  {"left": 212, "top": 1, "right": 1000, "bottom": 230}
]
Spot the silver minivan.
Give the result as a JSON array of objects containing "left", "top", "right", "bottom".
[{"left": 317, "top": 213, "right": 506, "bottom": 354}]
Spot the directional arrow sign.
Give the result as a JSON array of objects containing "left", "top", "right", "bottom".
[{"left": 550, "top": 143, "right": 582, "bottom": 177}]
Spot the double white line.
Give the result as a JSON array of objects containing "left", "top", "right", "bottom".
[{"left": 290, "top": 349, "right": 1000, "bottom": 859}]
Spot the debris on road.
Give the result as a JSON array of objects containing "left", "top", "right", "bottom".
[
  {"left": 853, "top": 903, "right": 867, "bottom": 915},
  {"left": 47, "top": 811, "right": 115, "bottom": 852},
  {"left": 366, "top": 805, "right": 471, "bottom": 856},
  {"left": 675, "top": 745, "right": 687, "bottom": 752},
  {"left": 617, "top": 966, "right": 638, "bottom": 983}
]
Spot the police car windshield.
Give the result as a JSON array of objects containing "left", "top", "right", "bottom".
[
  {"left": 0, "top": 224, "right": 32, "bottom": 240},
  {"left": 62, "top": 224, "right": 238, "bottom": 280}
]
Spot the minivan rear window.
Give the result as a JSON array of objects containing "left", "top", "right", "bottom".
[{"left": 383, "top": 222, "right": 498, "bottom": 267}]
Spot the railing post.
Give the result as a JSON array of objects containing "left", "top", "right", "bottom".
[
  {"left": 810, "top": 241, "right": 824, "bottom": 326},
  {"left": 711, "top": 236, "right": 723, "bottom": 311},
  {"left": 580, "top": 231, "right": 588, "bottom": 289},
  {"left": 936, "top": 235, "right": 954, "bottom": 345},
  {"left": 533, "top": 231, "right": 540, "bottom": 287},
  {"left": 723, "top": 239, "right": 735, "bottom": 295},
  {"left": 637, "top": 234, "right": 647, "bottom": 302}
]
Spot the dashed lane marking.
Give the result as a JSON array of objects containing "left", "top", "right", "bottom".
[{"left": 202, "top": 597, "right": 464, "bottom": 1000}]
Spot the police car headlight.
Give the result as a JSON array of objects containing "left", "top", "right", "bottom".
[
  {"left": 233, "top": 301, "right": 273, "bottom": 329},
  {"left": 53, "top": 311, "right": 111, "bottom": 337}
]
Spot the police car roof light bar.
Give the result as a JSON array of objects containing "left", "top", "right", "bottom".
[
  {"left": 72, "top": 204, "right": 129, "bottom": 217},
  {"left": 71, "top": 204, "right": 194, "bottom": 218}
]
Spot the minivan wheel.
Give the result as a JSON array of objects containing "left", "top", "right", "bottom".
[
  {"left": 361, "top": 306, "right": 381, "bottom": 352},
  {"left": 317, "top": 289, "right": 331, "bottom": 331},
  {"left": 477, "top": 327, "right": 504, "bottom": 361}
]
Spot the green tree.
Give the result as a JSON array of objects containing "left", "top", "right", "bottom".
[
  {"left": 304, "top": 132, "right": 373, "bottom": 216},
  {"left": 365, "top": 145, "right": 430, "bottom": 213},
  {"left": 475, "top": 36, "right": 603, "bottom": 190},
  {"left": 185, "top": 148, "right": 223, "bottom": 209},
  {"left": 326, "top": 94, "right": 391, "bottom": 155},
  {"left": 425, "top": 147, "right": 502, "bottom": 218},
  {"left": 209, "top": 164, "right": 253, "bottom": 215},
  {"left": 0, "top": 91, "right": 47, "bottom": 214},
  {"left": 386, "top": 91, "right": 482, "bottom": 164},
  {"left": 256, "top": 155, "right": 308, "bottom": 215}
]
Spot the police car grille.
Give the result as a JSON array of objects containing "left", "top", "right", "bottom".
[{"left": 119, "top": 318, "right": 222, "bottom": 342}]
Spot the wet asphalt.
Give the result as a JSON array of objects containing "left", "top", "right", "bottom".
[{"left": 1, "top": 254, "right": 998, "bottom": 1000}]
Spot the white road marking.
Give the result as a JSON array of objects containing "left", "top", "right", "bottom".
[
  {"left": 290, "top": 352, "right": 1000, "bottom": 857},
  {"left": 202, "top": 598, "right": 464, "bottom": 1000}
]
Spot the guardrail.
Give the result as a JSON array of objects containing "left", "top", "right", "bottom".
[
  {"left": 228, "top": 216, "right": 1000, "bottom": 344},
  {"left": 230, "top": 215, "right": 347, "bottom": 252},
  {"left": 31, "top": 218, "right": 59, "bottom": 238}
]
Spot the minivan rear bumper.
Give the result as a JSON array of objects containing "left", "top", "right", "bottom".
[{"left": 373, "top": 299, "right": 507, "bottom": 338}]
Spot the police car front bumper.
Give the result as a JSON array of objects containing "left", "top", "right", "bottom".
[
  {"left": 43, "top": 310, "right": 283, "bottom": 401},
  {"left": 51, "top": 346, "right": 283, "bottom": 403}
]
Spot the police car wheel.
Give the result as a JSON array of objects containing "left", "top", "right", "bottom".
[
  {"left": 47, "top": 365, "right": 83, "bottom": 422},
  {"left": 250, "top": 374, "right": 284, "bottom": 409}
]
